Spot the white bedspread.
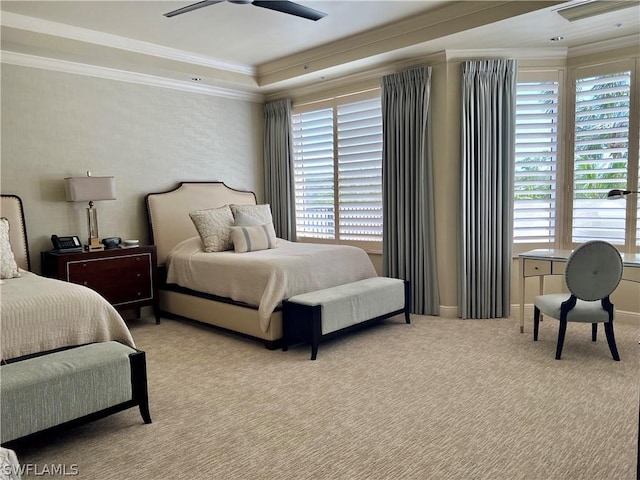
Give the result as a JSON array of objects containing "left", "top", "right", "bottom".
[
  {"left": 0, "top": 271, "right": 135, "bottom": 361},
  {"left": 166, "top": 237, "right": 378, "bottom": 332}
]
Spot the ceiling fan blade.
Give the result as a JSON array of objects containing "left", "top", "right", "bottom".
[
  {"left": 252, "top": 1, "right": 326, "bottom": 21},
  {"left": 164, "top": 0, "right": 223, "bottom": 18}
]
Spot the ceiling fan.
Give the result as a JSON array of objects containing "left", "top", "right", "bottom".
[{"left": 163, "top": 0, "right": 327, "bottom": 21}]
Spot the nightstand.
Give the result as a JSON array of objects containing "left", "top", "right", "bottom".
[{"left": 41, "top": 246, "right": 160, "bottom": 324}]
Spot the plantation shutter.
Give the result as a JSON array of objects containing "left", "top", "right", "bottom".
[
  {"left": 292, "top": 108, "right": 335, "bottom": 239},
  {"left": 292, "top": 93, "right": 383, "bottom": 244},
  {"left": 572, "top": 70, "right": 631, "bottom": 244},
  {"left": 337, "top": 98, "right": 383, "bottom": 242},
  {"left": 514, "top": 79, "right": 559, "bottom": 244}
]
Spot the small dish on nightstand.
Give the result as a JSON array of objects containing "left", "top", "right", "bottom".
[{"left": 123, "top": 239, "right": 139, "bottom": 248}]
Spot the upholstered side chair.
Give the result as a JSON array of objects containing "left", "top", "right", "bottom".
[{"left": 533, "top": 240, "right": 623, "bottom": 361}]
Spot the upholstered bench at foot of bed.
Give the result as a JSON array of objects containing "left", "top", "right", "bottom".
[
  {"left": 0, "top": 341, "right": 151, "bottom": 444},
  {"left": 282, "top": 277, "right": 410, "bottom": 360}
]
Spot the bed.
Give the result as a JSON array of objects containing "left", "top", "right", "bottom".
[
  {"left": 0, "top": 194, "right": 135, "bottom": 362},
  {"left": 145, "top": 181, "right": 378, "bottom": 348}
]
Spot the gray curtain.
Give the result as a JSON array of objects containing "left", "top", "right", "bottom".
[
  {"left": 459, "top": 59, "right": 517, "bottom": 319},
  {"left": 381, "top": 66, "right": 439, "bottom": 315},
  {"left": 264, "top": 98, "right": 296, "bottom": 240}
]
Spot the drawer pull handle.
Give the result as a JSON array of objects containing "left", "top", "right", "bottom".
[
  {"left": 83, "top": 281, "right": 88, "bottom": 286},
  {"left": 137, "top": 273, "right": 141, "bottom": 278},
  {"left": 534, "top": 266, "right": 538, "bottom": 270},
  {"left": 137, "top": 292, "right": 142, "bottom": 296}
]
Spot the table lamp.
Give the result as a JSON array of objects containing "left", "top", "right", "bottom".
[{"left": 65, "top": 172, "right": 116, "bottom": 251}]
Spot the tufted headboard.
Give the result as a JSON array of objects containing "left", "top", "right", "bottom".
[
  {"left": 145, "top": 182, "right": 256, "bottom": 266},
  {"left": 1, "top": 194, "right": 31, "bottom": 271}
]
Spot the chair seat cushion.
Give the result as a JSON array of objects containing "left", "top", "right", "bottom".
[{"left": 534, "top": 293, "right": 612, "bottom": 323}]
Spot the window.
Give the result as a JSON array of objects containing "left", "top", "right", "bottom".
[
  {"left": 292, "top": 95, "right": 383, "bottom": 245},
  {"left": 514, "top": 59, "right": 639, "bottom": 253},
  {"left": 514, "top": 74, "right": 560, "bottom": 245},
  {"left": 571, "top": 68, "right": 632, "bottom": 245}
]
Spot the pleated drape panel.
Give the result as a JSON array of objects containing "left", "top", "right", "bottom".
[
  {"left": 381, "top": 66, "right": 440, "bottom": 315},
  {"left": 459, "top": 59, "right": 516, "bottom": 319},
  {"left": 264, "top": 98, "right": 296, "bottom": 240}
]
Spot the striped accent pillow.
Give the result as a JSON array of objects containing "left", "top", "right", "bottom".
[{"left": 229, "top": 223, "right": 277, "bottom": 253}]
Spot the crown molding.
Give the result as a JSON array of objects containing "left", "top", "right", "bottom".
[
  {"left": 268, "top": 51, "right": 447, "bottom": 104},
  {"left": 568, "top": 34, "right": 640, "bottom": 57},
  {"left": 444, "top": 47, "right": 568, "bottom": 61},
  {"left": 1, "top": 51, "right": 264, "bottom": 103},
  {"left": 1, "top": 11, "right": 255, "bottom": 77}
]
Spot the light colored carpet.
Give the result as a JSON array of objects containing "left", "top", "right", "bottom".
[{"left": 13, "top": 314, "right": 640, "bottom": 480}]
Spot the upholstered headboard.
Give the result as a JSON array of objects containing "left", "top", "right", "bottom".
[
  {"left": 145, "top": 182, "right": 257, "bottom": 266},
  {"left": 1, "top": 194, "right": 30, "bottom": 271}
]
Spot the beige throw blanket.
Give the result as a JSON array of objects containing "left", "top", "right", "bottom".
[
  {"left": 0, "top": 271, "right": 135, "bottom": 361},
  {"left": 166, "top": 238, "right": 378, "bottom": 332}
]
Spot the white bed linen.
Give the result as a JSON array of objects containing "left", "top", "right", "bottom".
[
  {"left": 0, "top": 271, "right": 135, "bottom": 361},
  {"left": 166, "top": 237, "right": 378, "bottom": 332}
]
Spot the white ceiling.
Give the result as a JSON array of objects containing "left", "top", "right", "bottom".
[{"left": 1, "top": 0, "right": 639, "bottom": 98}]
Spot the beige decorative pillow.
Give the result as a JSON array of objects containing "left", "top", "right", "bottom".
[
  {"left": 229, "top": 223, "right": 277, "bottom": 253},
  {"left": 230, "top": 204, "right": 273, "bottom": 226},
  {"left": 189, "top": 206, "right": 235, "bottom": 252},
  {"left": 0, "top": 218, "right": 21, "bottom": 279},
  {"left": 233, "top": 209, "right": 263, "bottom": 227}
]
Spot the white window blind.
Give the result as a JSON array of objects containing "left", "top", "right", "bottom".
[
  {"left": 337, "top": 99, "right": 383, "bottom": 241},
  {"left": 514, "top": 80, "right": 559, "bottom": 244},
  {"left": 292, "top": 108, "right": 335, "bottom": 239},
  {"left": 292, "top": 96, "right": 383, "bottom": 243},
  {"left": 572, "top": 71, "right": 631, "bottom": 244}
]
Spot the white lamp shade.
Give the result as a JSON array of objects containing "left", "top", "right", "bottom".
[{"left": 65, "top": 176, "right": 116, "bottom": 202}]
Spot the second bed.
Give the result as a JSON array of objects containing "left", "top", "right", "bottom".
[{"left": 146, "top": 182, "right": 378, "bottom": 348}]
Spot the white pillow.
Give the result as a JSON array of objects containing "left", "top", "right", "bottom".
[
  {"left": 189, "top": 206, "right": 234, "bottom": 252},
  {"left": 230, "top": 204, "right": 273, "bottom": 226},
  {"left": 229, "top": 223, "right": 277, "bottom": 253},
  {"left": 233, "top": 209, "right": 263, "bottom": 227},
  {"left": 0, "top": 218, "right": 21, "bottom": 279}
]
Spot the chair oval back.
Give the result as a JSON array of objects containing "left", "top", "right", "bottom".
[{"left": 565, "top": 240, "right": 623, "bottom": 301}]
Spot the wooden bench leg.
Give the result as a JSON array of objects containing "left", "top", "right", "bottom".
[
  {"left": 130, "top": 351, "right": 152, "bottom": 424},
  {"left": 404, "top": 280, "right": 411, "bottom": 324},
  {"left": 310, "top": 305, "right": 322, "bottom": 360},
  {"left": 282, "top": 303, "right": 289, "bottom": 352}
]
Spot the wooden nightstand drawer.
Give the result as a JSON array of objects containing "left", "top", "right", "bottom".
[
  {"left": 41, "top": 246, "right": 160, "bottom": 324},
  {"left": 67, "top": 253, "right": 153, "bottom": 305}
]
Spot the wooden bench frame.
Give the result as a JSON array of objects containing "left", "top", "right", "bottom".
[
  {"left": 1, "top": 343, "right": 151, "bottom": 447},
  {"left": 282, "top": 280, "right": 411, "bottom": 360}
]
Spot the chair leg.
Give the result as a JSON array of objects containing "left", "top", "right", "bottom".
[
  {"left": 534, "top": 307, "right": 540, "bottom": 341},
  {"left": 604, "top": 322, "right": 620, "bottom": 361},
  {"left": 592, "top": 323, "right": 597, "bottom": 342},
  {"left": 555, "top": 320, "right": 567, "bottom": 360}
]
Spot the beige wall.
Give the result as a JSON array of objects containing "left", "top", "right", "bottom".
[
  {"left": 2, "top": 59, "right": 637, "bottom": 322},
  {"left": 1, "top": 64, "right": 264, "bottom": 273}
]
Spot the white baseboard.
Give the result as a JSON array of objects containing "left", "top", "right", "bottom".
[
  {"left": 438, "top": 305, "right": 459, "bottom": 318},
  {"left": 434, "top": 304, "right": 639, "bottom": 327}
]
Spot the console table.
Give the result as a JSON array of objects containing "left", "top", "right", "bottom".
[{"left": 518, "top": 248, "right": 640, "bottom": 333}]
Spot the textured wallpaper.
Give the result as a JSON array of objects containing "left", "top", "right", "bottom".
[{"left": 1, "top": 64, "right": 264, "bottom": 273}]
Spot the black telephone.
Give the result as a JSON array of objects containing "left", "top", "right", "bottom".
[{"left": 51, "top": 235, "right": 83, "bottom": 252}]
